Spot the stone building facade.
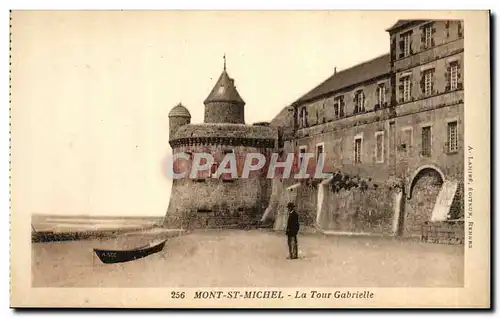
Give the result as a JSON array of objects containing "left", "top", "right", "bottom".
[
  {"left": 164, "top": 19, "right": 464, "bottom": 238},
  {"left": 267, "top": 19, "right": 464, "bottom": 237}
]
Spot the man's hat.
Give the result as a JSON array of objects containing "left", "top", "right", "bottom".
[{"left": 287, "top": 202, "right": 295, "bottom": 209}]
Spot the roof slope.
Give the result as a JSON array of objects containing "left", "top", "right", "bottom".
[
  {"left": 386, "top": 20, "right": 412, "bottom": 32},
  {"left": 293, "top": 53, "right": 391, "bottom": 106},
  {"left": 204, "top": 69, "right": 245, "bottom": 106},
  {"left": 386, "top": 19, "right": 430, "bottom": 32}
]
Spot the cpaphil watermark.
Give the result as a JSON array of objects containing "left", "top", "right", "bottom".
[{"left": 162, "top": 152, "right": 333, "bottom": 180}]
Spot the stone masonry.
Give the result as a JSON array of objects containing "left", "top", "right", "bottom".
[{"left": 164, "top": 63, "right": 277, "bottom": 229}]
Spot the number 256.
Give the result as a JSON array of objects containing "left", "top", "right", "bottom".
[{"left": 171, "top": 291, "right": 185, "bottom": 299}]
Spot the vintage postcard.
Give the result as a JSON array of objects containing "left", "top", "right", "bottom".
[{"left": 10, "top": 10, "right": 490, "bottom": 308}]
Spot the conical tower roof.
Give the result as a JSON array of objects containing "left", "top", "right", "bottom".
[{"left": 204, "top": 60, "right": 245, "bottom": 106}]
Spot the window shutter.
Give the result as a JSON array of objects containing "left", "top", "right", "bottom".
[
  {"left": 420, "top": 27, "right": 426, "bottom": 50},
  {"left": 432, "top": 71, "right": 437, "bottom": 95},
  {"left": 445, "top": 20, "right": 450, "bottom": 38},
  {"left": 431, "top": 26, "right": 436, "bottom": 47},
  {"left": 409, "top": 80, "right": 413, "bottom": 100},
  {"left": 384, "top": 85, "right": 389, "bottom": 107},
  {"left": 390, "top": 37, "right": 397, "bottom": 61},
  {"left": 420, "top": 73, "right": 425, "bottom": 95},
  {"left": 457, "top": 61, "right": 463, "bottom": 89},
  {"left": 361, "top": 92, "right": 365, "bottom": 112},
  {"left": 353, "top": 93, "right": 358, "bottom": 114},
  {"left": 398, "top": 82, "right": 404, "bottom": 103},
  {"left": 458, "top": 22, "right": 463, "bottom": 38}
]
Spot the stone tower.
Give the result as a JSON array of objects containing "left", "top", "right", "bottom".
[
  {"left": 163, "top": 58, "right": 278, "bottom": 229},
  {"left": 203, "top": 57, "right": 245, "bottom": 124},
  {"left": 168, "top": 103, "right": 191, "bottom": 142}
]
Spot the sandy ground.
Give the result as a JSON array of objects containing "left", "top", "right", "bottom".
[{"left": 32, "top": 229, "right": 464, "bottom": 288}]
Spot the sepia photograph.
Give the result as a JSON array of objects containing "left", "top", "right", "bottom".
[{"left": 10, "top": 10, "right": 490, "bottom": 308}]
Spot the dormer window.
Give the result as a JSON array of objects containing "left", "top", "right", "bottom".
[
  {"left": 400, "top": 31, "right": 412, "bottom": 57},
  {"left": 377, "top": 84, "right": 386, "bottom": 107},
  {"left": 353, "top": 90, "right": 365, "bottom": 114},
  {"left": 300, "top": 107, "right": 308, "bottom": 127},
  {"left": 334, "top": 96, "right": 345, "bottom": 118}
]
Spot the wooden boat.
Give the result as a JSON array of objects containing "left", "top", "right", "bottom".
[{"left": 93, "top": 239, "right": 167, "bottom": 264}]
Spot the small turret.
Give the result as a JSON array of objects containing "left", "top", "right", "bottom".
[
  {"left": 204, "top": 55, "right": 246, "bottom": 124},
  {"left": 168, "top": 103, "right": 191, "bottom": 142}
]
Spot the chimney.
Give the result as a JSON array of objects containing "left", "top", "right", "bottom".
[{"left": 334, "top": 67, "right": 337, "bottom": 75}]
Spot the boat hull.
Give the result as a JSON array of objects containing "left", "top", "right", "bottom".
[{"left": 93, "top": 240, "right": 166, "bottom": 264}]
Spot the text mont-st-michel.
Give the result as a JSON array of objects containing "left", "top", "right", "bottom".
[{"left": 193, "top": 290, "right": 375, "bottom": 300}]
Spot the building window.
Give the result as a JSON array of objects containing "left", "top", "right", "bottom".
[
  {"left": 450, "top": 63, "right": 459, "bottom": 90},
  {"left": 421, "top": 126, "right": 432, "bottom": 157},
  {"left": 315, "top": 143, "right": 324, "bottom": 159},
  {"left": 333, "top": 96, "right": 344, "bottom": 118},
  {"left": 339, "top": 96, "right": 345, "bottom": 117},
  {"left": 300, "top": 107, "right": 307, "bottom": 128},
  {"left": 423, "top": 69, "right": 434, "bottom": 96},
  {"left": 210, "top": 162, "right": 219, "bottom": 178},
  {"left": 277, "top": 126, "right": 284, "bottom": 148},
  {"left": 340, "top": 97, "right": 345, "bottom": 117},
  {"left": 315, "top": 143, "right": 324, "bottom": 165},
  {"left": 378, "top": 84, "right": 386, "bottom": 106},
  {"left": 218, "top": 149, "right": 236, "bottom": 182},
  {"left": 354, "top": 90, "right": 365, "bottom": 114},
  {"left": 447, "top": 121, "right": 458, "bottom": 153},
  {"left": 299, "top": 146, "right": 307, "bottom": 166},
  {"left": 375, "top": 132, "right": 384, "bottom": 163},
  {"left": 354, "top": 138, "right": 362, "bottom": 164},
  {"left": 402, "top": 75, "right": 411, "bottom": 102},
  {"left": 401, "top": 127, "right": 413, "bottom": 152},
  {"left": 424, "top": 24, "right": 433, "bottom": 48},
  {"left": 402, "top": 32, "right": 411, "bottom": 57}
]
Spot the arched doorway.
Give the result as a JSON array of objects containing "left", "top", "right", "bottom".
[{"left": 403, "top": 166, "right": 444, "bottom": 237}]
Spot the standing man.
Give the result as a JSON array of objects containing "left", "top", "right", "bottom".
[{"left": 286, "top": 202, "right": 300, "bottom": 259}]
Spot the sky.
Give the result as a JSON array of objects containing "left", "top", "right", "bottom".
[{"left": 12, "top": 11, "right": 406, "bottom": 216}]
